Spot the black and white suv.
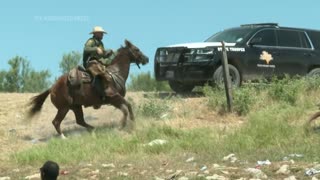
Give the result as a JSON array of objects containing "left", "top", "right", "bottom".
[{"left": 154, "top": 23, "right": 320, "bottom": 93}]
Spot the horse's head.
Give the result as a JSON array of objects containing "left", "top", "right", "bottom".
[{"left": 124, "top": 39, "right": 149, "bottom": 66}]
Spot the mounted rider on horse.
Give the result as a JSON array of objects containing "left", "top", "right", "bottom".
[{"left": 82, "top": 26, "right": 115, "bottom": 101}]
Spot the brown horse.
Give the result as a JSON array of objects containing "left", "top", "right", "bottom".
[{"left": 28, "top": 40, "right": 149, "bottom": 138}]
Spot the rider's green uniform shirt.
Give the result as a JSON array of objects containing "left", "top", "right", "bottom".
[{"left": 82, "top": 37, "right": 113, "bottom": 67}]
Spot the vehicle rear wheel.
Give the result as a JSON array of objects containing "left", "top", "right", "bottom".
[
  {"left": 169, "top": 80, "right": 195, "bottom": 93},
  {"left": 213, "top": 64, "right": 241, "bottom": 88},
  {"left": 308, "top": 68, "right": 320, "bottom": 77}
]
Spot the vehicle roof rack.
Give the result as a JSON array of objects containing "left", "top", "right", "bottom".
[{"left": 240, "top": 23, "right": 279, "bottom": 27}]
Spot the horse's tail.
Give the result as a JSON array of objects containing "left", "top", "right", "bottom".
[{"left": 28, "top": 89, "right": 51, "bottom": 118}]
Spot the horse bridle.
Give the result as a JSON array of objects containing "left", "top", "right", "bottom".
[{"left": 127, "top": 46, "right": 141, "bottom": 69}]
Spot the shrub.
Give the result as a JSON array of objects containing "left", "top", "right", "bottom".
[
  {"left": 203, "top": 85, "right": 257, "bottom": 115},
  {"left": 233, "top": 86, "right": 257, "bottom": 115},
  {"left": 202, "top": 85, "right": 227, "bottom": 112},
  {"left": 128, "top": 72, "right": 170, "bottom": 91},
  {"left": 268, "top": 76, "right": 303, "bottom": 105},
  {"left": 137, "top": 98, "right": 171, "bottom": 119},
  {"left": 303, "top": 76, "right": 320, "bottom": 92}
]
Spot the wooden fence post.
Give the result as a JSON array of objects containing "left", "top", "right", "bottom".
[{"left": 221, "top": 41, "right": 233, "bottom": 112}]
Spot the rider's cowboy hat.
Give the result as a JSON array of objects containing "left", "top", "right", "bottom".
[{"left": 90, "top": 26, "right": 107, "bottom": 34}]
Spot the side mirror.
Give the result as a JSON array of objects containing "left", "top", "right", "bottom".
[{"left": 249, "top": 37, "right": 262, "bottom": 46}]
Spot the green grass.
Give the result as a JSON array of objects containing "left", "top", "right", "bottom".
[
  {"left": 223, "top": 103, "right": 301, "bottom": 160},
  {"left": 14, "top": 111, "right": 320, "bottom": 165},
  {"left": 10, "top": 76, "right": 320, "bottom": 169}
]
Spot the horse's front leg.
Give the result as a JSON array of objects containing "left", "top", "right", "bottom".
[
  {"left": 123, "top": 99, "right": 134, "bottom": 121},
  {"left": 110, "top": 95, "right": 131, "bottom": 128}
]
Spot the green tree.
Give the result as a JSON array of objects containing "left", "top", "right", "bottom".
[
  {"left": 0, "top": 56, "right": 51, "bottom": 92},
  {"left": 59, "top": 51, "right": 81, "bottom": 74},
  {"left": 127, "top": 72, "right": 170, "bottom": 91},
  {"left": 0, "top": 70, "right": 5, "bottom": 91},
  {"left": 3, "top": 56, "right": 24, "bottom": 92},
  {"left": 22, "top": 70, "right": 51, "bottom": 92}
]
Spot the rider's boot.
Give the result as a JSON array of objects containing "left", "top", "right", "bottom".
[{"left": 101, "top": 74, "right": 110, "bottom": 101}]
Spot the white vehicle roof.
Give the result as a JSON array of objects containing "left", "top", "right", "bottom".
[{"left": 167, "top": 42, "right": 236, "bottom": 48}]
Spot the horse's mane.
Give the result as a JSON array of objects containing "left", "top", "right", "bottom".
[{"left": 109, "top": 45, "right": 127, "bottom": 66}]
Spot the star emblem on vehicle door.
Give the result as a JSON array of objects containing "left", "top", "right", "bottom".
[{"left": 259, "top": 51, "right": 273, "bottom": 64}]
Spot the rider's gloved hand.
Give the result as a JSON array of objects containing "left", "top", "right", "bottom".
[{"left": 97, "top": 47, "right": 103, "bottom": 55}]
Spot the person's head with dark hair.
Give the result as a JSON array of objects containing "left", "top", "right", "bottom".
[{"left": 40, "top": 160, "right": 59, "bottom": 180}]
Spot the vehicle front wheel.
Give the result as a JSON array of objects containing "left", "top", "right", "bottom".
[
  {"left": 308, "top": 68, "right": 320, "bottom": 77},
  {"left": 169, "top": 81, "right": 195, "bottom": 93},
  {"left": 213, "top": 64, "right": 241, "bottom": 88}
]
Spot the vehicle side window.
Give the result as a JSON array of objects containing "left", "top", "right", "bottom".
[
  {"left": 251, "top": 29, "right": 276, "bottom": 46},
  {"left": 277, "top": 30, "right": 301, "bottom": 48},
  {"left": 307, "top": 31, "right": 320, "bottom": 49},
  {"left": 299, "top": 32, "right": 311, "bottom": 48}
]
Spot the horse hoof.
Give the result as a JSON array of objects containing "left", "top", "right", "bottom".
[
  {"left": 119, "top": 124, "right": 127, "bottom": 131},
  {"left": 60, "top": 134, "right": 67, "bottom": 139},
  {"left": 87, "top": 127, "right": 95, "bottom": 133},
  {"left": 90, "top": 131, "right": 97, "bottom": 138}
]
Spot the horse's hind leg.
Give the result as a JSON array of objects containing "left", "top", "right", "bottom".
[
  {"left": 52, "top": 108, "right": 69, "bottom": 138},
  {"left": 71, "top": 105, "right": 95, "bottom": 132}
]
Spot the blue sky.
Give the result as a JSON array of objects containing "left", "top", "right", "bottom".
[{"left": 0, "top": 0, "right": 319, "bottom": 81}]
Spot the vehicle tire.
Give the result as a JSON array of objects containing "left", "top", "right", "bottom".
[
  {"left": 308, "top": 68, "right": 320, "bottom": 77},
  {"left": 213, "top": 64, "right": 241, "bottom": 88},
  {"left": 168, "top": 80, "right": 195, "bottom": 93}
]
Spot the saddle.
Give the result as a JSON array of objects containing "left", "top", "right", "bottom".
[
  {"left": 67, "top": 66, "right": 110, "bottom": 99},
  {"left": 67, "top": 66, "right": 91, "bottom": 87},
  {"left": 67, "top": 65, "right": 125, "bottom": 98}
]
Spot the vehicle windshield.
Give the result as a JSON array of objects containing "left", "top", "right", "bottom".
[{"left": 205, "top": 28, "right": 252, "bottom": 43}]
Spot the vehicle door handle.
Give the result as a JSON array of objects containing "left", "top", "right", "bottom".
[{"left": 304, "top": 53, "right": 313, "bottom": 57}]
